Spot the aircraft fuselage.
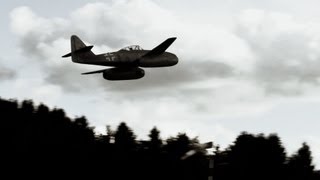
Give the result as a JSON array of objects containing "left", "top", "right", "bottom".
[{"left": 75, "top": 50, "right": 178, "bottom": 68}]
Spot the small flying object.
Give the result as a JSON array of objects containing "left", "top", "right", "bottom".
[{"left": 62, "top": 35, "right": 178, "bottom": 80}]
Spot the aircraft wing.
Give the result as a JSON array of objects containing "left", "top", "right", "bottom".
[
  {"left": 81, "top": 69, "right": 107, "bottom": 75},
  {"left": 143, "top": 37, "right": 177, "bottom": 57}
]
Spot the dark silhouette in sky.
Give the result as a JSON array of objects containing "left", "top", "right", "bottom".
[
  {"left": 62, "top": 35, "right": 178, "bottom": 80},
  {"left": 0, "top": 97, "right": 319, "bottom": 179}
]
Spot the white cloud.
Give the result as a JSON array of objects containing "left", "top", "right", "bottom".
[
  {"left": 11, "top": 2, "right": 320, "bottom": 97},
  {"left": 236, "top": 9, "right": 320, "bottom": 94},
  {"left": 8, "top": 1, "right": 256, "bottom": 124},
  {"left": 8, "top": 78, "right": 61, "bottom": 105},
  {"left": 9, "top": 0, "right": 320, "bottom": 127}
]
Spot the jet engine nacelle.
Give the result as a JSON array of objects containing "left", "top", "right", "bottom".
[{"left": 103, "top": 67, "right": 145, "bottom": 80}]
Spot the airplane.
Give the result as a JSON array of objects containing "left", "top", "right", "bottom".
[{"left": 62, "top": 35, "right": 178, "bottom": 80}]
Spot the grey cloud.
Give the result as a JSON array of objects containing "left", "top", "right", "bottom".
[
  {"left": 10, "top": 3, "right": 235, "bottom": 95},
  {"left": 17, "top": 2, "right": 320, "bottom": 98},
  {"left": 44, "top": 65, "right": 100, "bottom": 93},
  {"left": 44, "top": 59, "right": 234, "bottom": 95},
  {"left": 97, "top": 60, "right": 234, "bottom": 93},
  {"left": 19, "top": 32, "right": 45, "bottom": 59},
  {"left": 0, "top": 63, "right": 16, "bottom": 80},
  {"left": 235, "top": 11, "right": 320, "bottom": 95}
]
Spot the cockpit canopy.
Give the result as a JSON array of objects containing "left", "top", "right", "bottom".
[{"left": 120, "top": 45, "right": 143, "bottom": 51}]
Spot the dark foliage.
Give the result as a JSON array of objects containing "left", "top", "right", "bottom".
[{"left": 0, "top": 97, "right": 319, "bottom": 179}]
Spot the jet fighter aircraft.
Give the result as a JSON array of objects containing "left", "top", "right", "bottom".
[{"left": 62, "top": 35, "right": 178, "bottom": 80}]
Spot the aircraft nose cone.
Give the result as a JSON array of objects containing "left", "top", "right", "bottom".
[
  {"left": 173, "top": 56, "right": 178, "bottom": 65},
  {"left": 171, "top": 55, "right": 178, "bottom": 66}
]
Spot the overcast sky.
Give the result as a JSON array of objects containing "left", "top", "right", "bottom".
[{"left": 1, "top": 0, "right": 320, "bottom": 168}]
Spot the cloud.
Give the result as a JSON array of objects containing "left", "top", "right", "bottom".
[
  {"left": 236, "top": 9, "right": 320, "bottom": 95},
  {"left": 94, "top": 60, "right": 234, "bottom": 94},
  {"left": 10, "top": 1, "right": 249, "bottom": 95},
  {"left": 11, "top": 2, "right": 320, "bottom": 98},
  {"left": 10, "top": 1, "right": 320, "bottom": 123},
  {"left": 0, "top": 60, "right": 16, "bottom": 80},
  {"left": 9, "top": 1, "right": 320, "bottom": 122}
]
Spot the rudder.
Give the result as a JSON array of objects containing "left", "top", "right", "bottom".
[
  {"left": 71, "top": 35, "right": 87, "bottom": 52},
  {"left": 62, "top": 35, "right": 95, "bottom": 63}
]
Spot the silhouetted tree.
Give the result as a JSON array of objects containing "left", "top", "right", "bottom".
[
  {"left": 165, "top": 133, "right": 192, "bottom": 158},
  {"left": 74, "top": 116, "right": 89, "bottom": 127},
  {"left": 0, "top": 98, "right": 19, "bottom": 158},
  {"left": 148, "top": 127, "right": 162, "bottom": 152},
  {"left": 95, "top": 125, "right": 114, "bottom": 147},
  {"left": 114, "top": 122, "right": 137, "bottom": 152},
  {"left": 73, "top": 116, "right": 95, "bottom": 146},
  {"left": 135, "top": 127, "right": 164, "bottom": 180},
  {"left": 266, "top": 134, "right": 287, "bottom": 179},
  {"left": 106, "top": 125, "right": 115, "bottom": 143},
  {"left": 226, "top": 132, "right": 286, "bottom": 180},
  {"left": 113, "top": 122, "right": 138, "bottom": 179},
  {"left": 287, "top": 142, "right": 315, "bottom": 180},
  {"left": 20, "top": 100, "right": 35, "bottom": 114},
  {"left": 1, "top": 97, "right": 320, "bottom": 179},
  {"left": 212, "top": 145, "right": 230, "bottom": 180},
  {"left": 164, "top": 133, "right": 207, "bottom": 180}
]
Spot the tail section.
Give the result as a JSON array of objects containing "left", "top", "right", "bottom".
[{"left": 62, "top": 35, "right": 95, "bottom": 63}]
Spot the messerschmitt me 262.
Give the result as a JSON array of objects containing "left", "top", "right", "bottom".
[{"left": 62, "top": 35, "right": 178, "bottom": 80}]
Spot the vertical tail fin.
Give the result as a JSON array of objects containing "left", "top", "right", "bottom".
[
  {"left": 62, "top": 35, "right": 95, "bottom": 63},
  {"left": 71, "top": 35, "right": 87, "bottom": 52}
]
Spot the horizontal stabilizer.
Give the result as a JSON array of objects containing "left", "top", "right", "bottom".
[
  {"left": 62, "top": 45, "right": 94, "bottom": 58},
  {"left": 62, "top": 52, "right": 72, "bottom": 58},
  {"left": 81, "top": 69, "right": 107, "bottom": 75},
  {"left": 143, "top": 37, "right": 176, "bottom": 57}
]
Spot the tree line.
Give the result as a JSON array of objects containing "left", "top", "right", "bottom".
[{"left": 0, "top": 97, "right": 319, "bottom": 179}]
